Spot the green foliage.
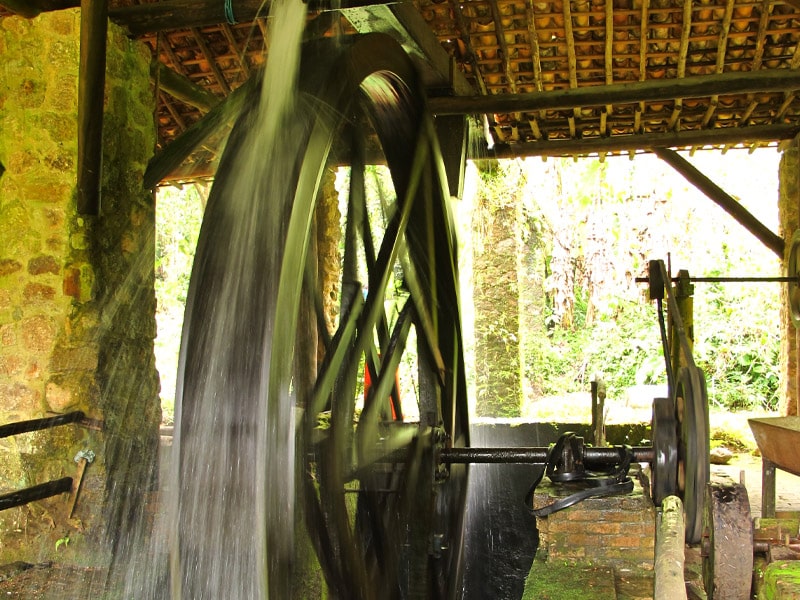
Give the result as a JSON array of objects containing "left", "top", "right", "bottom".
[
  {"left": 507, "top": 150, "right": 782, "bottom": 414},
  {"left": 154, "top": 185, "right": 206, "bottom": 423}
]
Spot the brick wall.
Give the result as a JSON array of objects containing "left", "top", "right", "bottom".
[
  {"left": 0, "top": 10, "right": 159, "bottom": 563},
  {"left": 533, "top": 475, "right": 656, "bottom": 570}
]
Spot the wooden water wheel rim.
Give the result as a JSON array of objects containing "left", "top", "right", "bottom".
[{"left": 177, "top": 32, "right": 470, "bottom": 600}]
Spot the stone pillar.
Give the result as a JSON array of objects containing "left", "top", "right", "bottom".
[
  {"left": 0, "top": 10, "right": 159, "bottom": 563},
  {"left": 779, "top": 138, "right": 800, "bottom": 416},
  {"left": 472, "top": 162, "right": 523, "bottom": 417}
]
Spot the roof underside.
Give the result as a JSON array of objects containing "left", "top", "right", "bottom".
[{"left": 5, "top": 0, "right": 800, "bottom": 181}]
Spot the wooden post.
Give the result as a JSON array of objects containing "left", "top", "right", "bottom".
[
  {"left": 654, "top": 495, "right": 688, "bottom": 600},
  {"left": 77, "top": 0, "right": 108, "bottom": 215},
  {"left": 762, "top": 458, "right": 776, "bottom": 518}
]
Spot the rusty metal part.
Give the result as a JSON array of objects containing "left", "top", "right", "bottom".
[
  {"left": 0, "top": 478, "right": 74, "bottom": 511},
  {"left": 702, "top": 482, "right": 754, "bottom": 600},
  {"left": 0, "top": 411, "right": 102, "bottom": 438}
]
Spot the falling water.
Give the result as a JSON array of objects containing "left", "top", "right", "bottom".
[{"left": 125, "top": 0, "right": 311, "bottom": 597}]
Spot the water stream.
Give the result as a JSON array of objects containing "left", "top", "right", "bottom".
[{"left": 125, "top": 0, "right": 310, "bottom": 596}]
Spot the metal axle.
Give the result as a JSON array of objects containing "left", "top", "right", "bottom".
[{"left": 440, "top": 445, "right": 655, "bottom": 465}]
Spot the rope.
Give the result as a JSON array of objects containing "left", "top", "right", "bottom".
[{"left": 224, "top": 0, "right": 237, "bottom": 25}]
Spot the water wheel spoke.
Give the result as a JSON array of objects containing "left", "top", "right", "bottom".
[
  {"left": 358, "top": 304, "right": 415, "bottom": 454},
  {"left": 310, "top": 285, "right": 364, "bottom": 417}
]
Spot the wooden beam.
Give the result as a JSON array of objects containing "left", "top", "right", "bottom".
[
  {"left": 653, "top": 147, "right": 785, "bottom": 257},
  {"left": 152, "top": 61, "right": 221, "bottom": 112},
  {"left": 0, "top": 0, "right": 73, "bottom": 17},
  {"left": 428, "top": 69, "right": 800, "bottom": 115},
  {"left": 105, "top": 0, "right": 390, "bottom": 36},
  {"left": 483, "top": 124, "right": 798, "bottom": 158},
  {"left": 654, "top": 496, "right": 687, "bottom": 600},
  {"left": 77, "top": 0, "right": 107, "bottom": 216}
]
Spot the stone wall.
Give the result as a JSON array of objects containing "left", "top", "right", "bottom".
[
  {"left": 779, "top": 138, "right": 800, "bottom": 416},
  {"left": 0, "top": 10, "right": 159, "bottom": 563}
]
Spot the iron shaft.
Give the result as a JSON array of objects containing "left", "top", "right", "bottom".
[{"left": 440, "top": 446, "right": 655, "bottom": 465}]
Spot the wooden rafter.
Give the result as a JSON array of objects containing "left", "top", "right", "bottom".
[
  {"left": 667, "top": 0, "right": 693, "bottom": 130},
  {"left": 449, "top": 0, "right": 488, "bottom": 95},
  {"left": 191, "top": 27, "right": 230, "bottom": 95},
  {"left": 701, "top": 0, "right": 735, "bottom": 128},
  {"left": 523, "top": 0, "right": 544, "bottom": 138},
  {"left": 489, "top": 0, "right": 517, "bottom": 93}
]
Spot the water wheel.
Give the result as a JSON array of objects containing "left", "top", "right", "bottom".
[{"left": 175, "top": 33, "right": 469, "bottom": 600}]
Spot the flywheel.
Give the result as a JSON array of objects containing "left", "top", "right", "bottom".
[
  {"left": 675, "top": 365, "right": 710, "bottom": 545},
  {"left": 175, "top": 33, "right": 469, "bottom": 600}
]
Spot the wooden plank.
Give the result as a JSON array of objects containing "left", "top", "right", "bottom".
[
  {"left": 489, "top": 0, "right": 517, "bottom": 93},
  {"left": 428, "top": 69, "right": 800, "bottom": 115},
  {"left": 654, "top": 147, "right": 785, "bottom": 257},
  {"left": 77, "top": 0, "right": 107, "bottom": 216},
  {"left": 449, "top": 0, "right": 488, "bottom": 96},
  {"left": 389, "top": 2, "right": 473, "bottom": 96}
]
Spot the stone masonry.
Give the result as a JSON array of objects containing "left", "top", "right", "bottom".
[{"left": 0, "top": 10, "right": 159, "bottom": 563}]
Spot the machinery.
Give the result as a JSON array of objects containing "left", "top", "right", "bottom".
[{"left": 173, "top": 31, "right": 724, "bottom": 599}]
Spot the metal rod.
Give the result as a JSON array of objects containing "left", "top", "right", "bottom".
[
  {"left": 440, "top": 446, "right": 654, "bottom": 465},
  {"left": 636, "top": 275, "right": 800, "bottom": 284},
  {"left": 0, "top": 411, "right": 87, "bottom": 439},
  {"left": 0, "top": 478, "right": 73, "bottom": 511}
]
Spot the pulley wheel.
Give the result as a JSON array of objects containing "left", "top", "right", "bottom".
[
  {"left": 651, "top": 396, "right": 678, "bottom": 506},
  {"left": 702, "top": 482, "right": 754, "bottom": 600},
  {"left": 787, "top": 229, "right": 800, "bottom": 328},
  {"left": 675, "top": 365, "right": 710, "bottom": 544}
]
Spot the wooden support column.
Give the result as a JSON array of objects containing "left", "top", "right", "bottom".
[
  {"left": 654, "top": 147, "right": 785, "bottom": 257},
  {"left": 77, "top": 0, "right": 108, "bottom": 215}
]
